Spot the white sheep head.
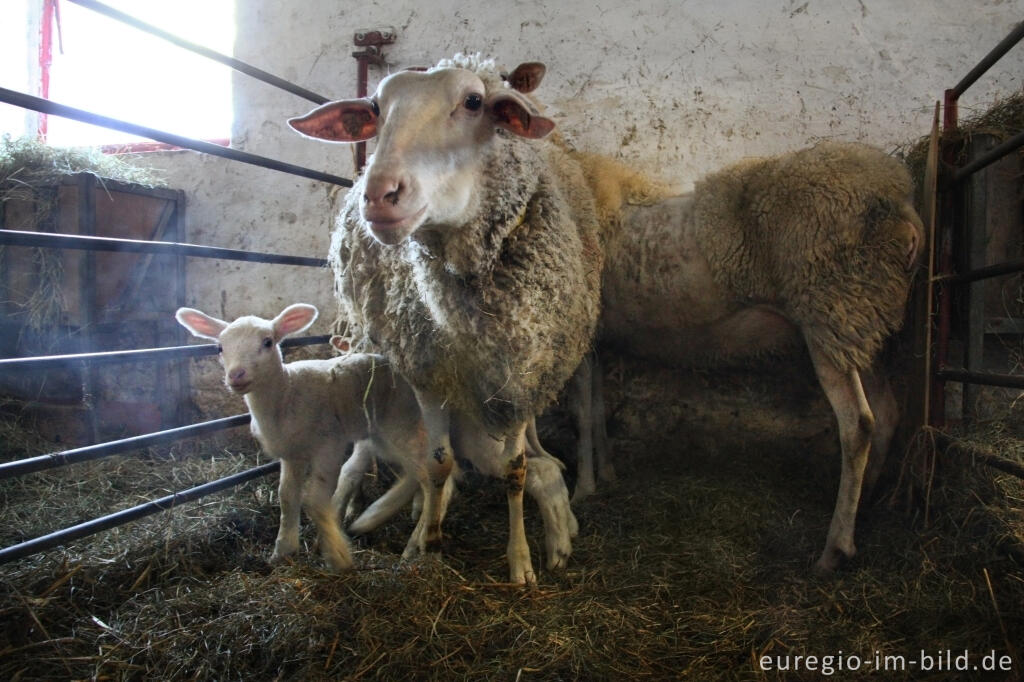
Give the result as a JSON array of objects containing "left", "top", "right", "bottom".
[
  {"left": 175, "top": 304, "right": 318, "bottom": 395},
  {"left": 287, "top": 59, "right": 553, "bottom": 245}
]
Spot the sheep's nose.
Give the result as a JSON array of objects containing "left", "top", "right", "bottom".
[
  {"left": 228, "top": 368, "right": 247, "bottom": 382},
  {"left": 363, "top": 175, "right": 403, "bottom": 207}
]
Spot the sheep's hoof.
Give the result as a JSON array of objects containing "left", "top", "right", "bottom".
[
  {"left": 510, "top": 566, "right": 537, "bottom": 586},
  {"left": 570, "top": 485, "right": 594, "bottom": 505},
  {"left": 813, "top": 544, "right": 854, "bottom": 575}
]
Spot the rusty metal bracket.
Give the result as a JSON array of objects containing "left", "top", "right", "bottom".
[{"left": 353, "top": 28, "right": 397, "bottom": 171}]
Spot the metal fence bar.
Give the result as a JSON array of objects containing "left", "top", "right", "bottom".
[
  {"left": 0, "top": 229, "right": 329, "bottom": 267},
  {"left": 66, "top": 0, "right": 331, "bottom": 105},
  {"left": 0, "top": 335, "right": 330, "bottom": 371},
  {"left": 935, "top": 258, "right": 1024, "bottom": 286},
  {"left": 0, "top": 414, "right": 251, "bottom": 480},
  {"left": 0, "top": 460, "right": 280, "bottom": 565},
  {"left": 936, "top": 368, "right": 1024, "bottom": 390},
  {"left": 951, "top": 129, "right": 1024, "bottom": 183},
  {"left": 947, "top": 21, "right": 1024, "bottom": 100},
  {"left": 0, "top": 88, "right": 352, "bottom": 188}
]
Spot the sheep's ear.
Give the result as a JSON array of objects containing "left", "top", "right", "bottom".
[
  {"left": 287, "top": 100, "right": 378, "bottom": 142},
  {"left": 503, "top": 62, "right": 546, "bottom": 93},
  {"left": 487, "top": 93, "right": 554, "bottom": 139},
  {"left": 272, "top": 304, "right": 318, "bottom": 341},
  {"left": 329, "top": 335, "right": 352, "bottom": 353},
  {"left": 176, "top": 308, "right": 227, "bottom": 341}
]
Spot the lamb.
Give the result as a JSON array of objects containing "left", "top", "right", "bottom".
[
  {"left": 288, "top": 55, "right": 597, "bottom": 584},
  {"left": 586, "top": 143, "right": 922, "bottom": 572},
  {"left": 174, "top": 303, "right": 445, "bottom": 568}
]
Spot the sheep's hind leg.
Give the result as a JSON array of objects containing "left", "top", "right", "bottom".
[
  {"left": 859, "top": 365, "right": 899, "bottom": 502},
  {"left": 807, "top": 345, "right": 874, "bottom": 574},
  {"left": 270, "top": 458, "right": 303, "bottom": 564},
  {"left": 568, "top": 358, "right": 596, "bottom": 503},
  {"left": 591, "top": 354, "right": 615, "bottom": 484}
]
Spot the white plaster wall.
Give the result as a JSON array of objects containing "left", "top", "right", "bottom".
[{"left": 146, "top": 0, "right": 1024, "bottom": 415}]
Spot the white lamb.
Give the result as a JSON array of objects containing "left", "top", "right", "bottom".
[{"left": 175, "top": 303, "right": 439, "bottom": 568}]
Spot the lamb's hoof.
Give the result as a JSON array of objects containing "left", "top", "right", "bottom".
[
  {"left": 546, "top": 549, "right": 571, "bottom": 571},
  {"left": 323, "top": 551, "right": 355, "bottom": 572},
  {"left": 268, "top": 551, "right": 293, "bottom": 565}
]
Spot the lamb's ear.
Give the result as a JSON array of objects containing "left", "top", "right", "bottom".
[
  {"left": 487, "top": 93, "right": 555, "bottom": 139},
  {"left": 176, "top": 308, "right": 227, "bottom": 341},
  {"left": 503, "top": 62, "right": 546, "bottom": 93},
  {"left": 273, "top": 304, "right": 318, "bottom": 341},
  {"left": 329, "top": 335, "right": 352, "bottom": 353},
  {"left": 287, "top": 100, "right": 378, "bottom": 142}
]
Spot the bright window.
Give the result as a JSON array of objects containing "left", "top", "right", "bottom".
[{"left": 1, "top": 0, "right": 235, "bottom": 148}]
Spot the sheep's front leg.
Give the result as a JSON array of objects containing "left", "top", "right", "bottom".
[
  {"left": 307, "top": 447, "right": 353, "bottom": 571},
  {"left": 504, "top": 423, "right": 536, "bottom": 585},
  {"left": 403, "top": 389, "right": 453, "bottom": 559},
  {"left": 270, "top": 457, "right": 303, "bottom": 563},
  {"left": 807, "top": 344, "right": 874, "bottom": 573}
]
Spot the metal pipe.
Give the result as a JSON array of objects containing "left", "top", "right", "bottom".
[
  {"left": 948, "top": 21, "right": 1024, "bottom": 100},
  {"left": 936, "top": 368, "right": 1024, "bottom": 390},
  {"left": 0, "top": 87, "right": 352, "bottom": 188},
  {"left": 0, "top": 229, "right": 328, "bottom": 267},
  {"left": 65, "top": 0, "right": 330, "bottom": 105},
  {"left": 0, "top": 414, "right": 251, "bottom": 480},
  {"left": 951, "top": 129, "right": 1024, "bottom": 183},
  {"left": 0, "top": 335, "right": 330, "bottom": 371},
  {"left": 934, "top": 258, "right": 1024, "bottom": 286},
  {"left": 0, "top": 461, "right": 280, "bottom": 565}
]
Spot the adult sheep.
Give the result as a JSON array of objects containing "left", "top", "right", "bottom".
[
  {"left": 288, "top": 55, "right": 599, "bottom": 584},
  {"left": 584, "top": 143, "right": 922, "bottom": 573}
]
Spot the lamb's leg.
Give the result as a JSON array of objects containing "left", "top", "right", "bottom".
[
  {"left": 807, "top": 345, "right": 874, "bottom": 573},
  {"left": 349, "top": 473, "right": 418, "bottom": 534},
  {"left": 591, "top": 355, "right": 615, "bottom": 483},
  {"left": 504, "top": 423, "right": 536, "bottom": 585},
  {"left": 525, "top": 452, "right": 577, "bottom": 570},
  {"left": 307, "top": 448, "right": 353, "bottom": 571},
  {"left": 333, "top": 441, "right": 371, "bottom": 524},
  {"left": 568, "top": 358, "right": 596, "bottom": 503},
  {"left": 270, "top": 458, "right": 303, "bottom": 563},
  {"left": 403, "top": 389, "right": 453, "bottom": 559},
  {"left": 859, "top": 365, "right": 899, "bottom": 502}
]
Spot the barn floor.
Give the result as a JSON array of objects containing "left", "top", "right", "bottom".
[{"left": 1, "top": 362, "right": 1023, "bottom": 681}]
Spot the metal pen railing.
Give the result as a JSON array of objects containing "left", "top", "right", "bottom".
[{"left": 0, "top": 2, "right": 355, "bottom": 564}]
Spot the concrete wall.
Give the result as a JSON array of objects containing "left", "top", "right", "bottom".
[{"left": 146, "top": 0, "right": 1024, "bottom": 415}]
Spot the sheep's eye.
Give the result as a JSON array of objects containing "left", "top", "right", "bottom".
[
  {"left": 464, "top": 93, "right": 483, "bottom": 111},
  {"left": 216, "top": 344, "right": 223, "bottom": 354},
  {"left": 262, "top": 337, "right": 273, "bottom": 349},
  {"left": 370, "top": 99, "right": 380, "bottom": 117}
]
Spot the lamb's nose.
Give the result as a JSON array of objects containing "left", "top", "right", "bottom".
[{"left": 229, "top": 368, "right": 246, "bottom": 382}]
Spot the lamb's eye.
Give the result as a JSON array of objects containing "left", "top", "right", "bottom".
[
  {"left": 370, "top": 99, "right": 380, "bottom": 117},
  {"left": 216, "top": 344, "right": 223, "bottom": 354},
  {"left": 262, "top": 337, "right": 273, "bottom": 349},
  {"left": 464, "top": 93, "right": 483, "bottom": 111}
]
